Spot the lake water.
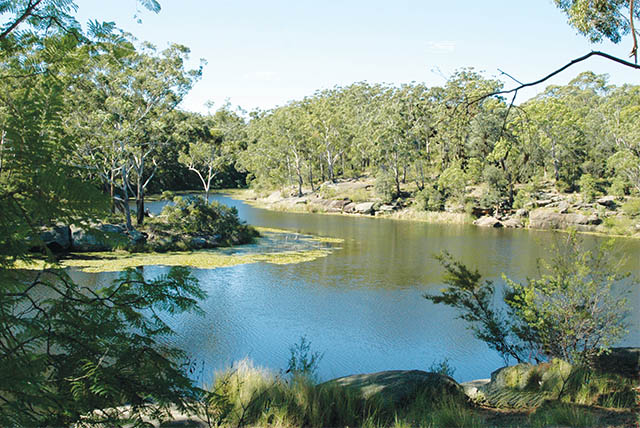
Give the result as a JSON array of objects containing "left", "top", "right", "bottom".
[{"left": 71, "top": 194, "right": 640, "bottom": 384}]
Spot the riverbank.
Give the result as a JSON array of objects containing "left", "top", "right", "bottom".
[
  {"left": 224, "top": 179, "right": 640, "bottom": 239},
  {"left": 113, "top": 350, "right": 639, "bottom": 428}
]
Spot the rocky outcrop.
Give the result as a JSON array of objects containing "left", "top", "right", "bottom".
[
  {"left": 474, "top": 216, "right": 503, "bottom": 228},
  {"left": 354, "top": 202, "right": 375, "bottom": 214},
  {"left": 40, "top": 224, "right": 72, "bottom": 251},
  {"left": 70, "top": 224, "right": 129, "bottom": 252},
  {"left": 323, "top": 370, "right": 467, "bottom": 406},
  {"left": 596, "top": 195, "right": 617, "bottom": 208},
  {"left": 528, "top": 209, "right": 600, "bottom": 231}
]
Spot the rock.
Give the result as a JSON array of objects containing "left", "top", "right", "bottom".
[
  {"left": 323, "top": 370, "right": 467, "bottom": 406},
  {"left": 40, "top": 224, "right": 71, "bottom": 252},
  {"left": 587, "top": 214, "right": 602, "bottom": 225},
  {"left": 70, "top": 225, "right": 112, "bottom": 252},
  {"left": 515, "top": 208, "right": 528, "bottom": 218},
  {"left": 354, "top": 202, "right": 375, "bottom": 214},
  {"left": 502, "top": 218, "right": 523, "bottom": 228},
  {"left": 557, "top": 201, "right": 570, "bottom": 214},
  {"left": 528, "top": 209, "right": 596, "bottom": 231},
  {"left": 596, "top": 195, "right": 617, "bottom": 208},
  {"left": 461, "top": 379, "right": 490, "bottom": 401},
  {"left": 343, "top": 202, "right": 357, "bottom": 213},
  {"left": 490, "top": 364, "right": 535, "bottom": 390},
  {"left": 378, "top": 204, "right": 396, "bottom": 213},
  {"left": 328, "top": 199, "right": 351, "bottom": 210},
  {"left": 473, "top": 216, "right": 503, "bottom": 228},
  {"left": 535, "top": 199, "right": 553, "bottom": 207},
  {"left": 265, "top": 191, "right": 282, "bottom": 203},
  {"left": 594, "top": 347, "right": 640, "bottom": 380},
  {"left": 70, "top": 224, "right": 131, "bottom": 252}
]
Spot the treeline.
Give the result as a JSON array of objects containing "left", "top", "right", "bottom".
[
  {"left": 240, "top": 71, "right": 640, "bottom": 210},
  {"left": 1, "top": 31, "right": 248, "bottom": 231}
]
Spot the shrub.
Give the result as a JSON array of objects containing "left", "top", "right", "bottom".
[
  {"left": 622, "top": 198, "right": 640, "bottom": 217},
  {"left": 161, "top": 196, "right": 258, "bottom": 245},
  {"left": 286, "top": 336, "right": 324, "bottom": 380},
  {"left": 609, "top": 177, "right": 628, "bottom": 197},
  {"left": 428, "top": 358, "right": 456, "bottom": 378},
  {"left": 578, "top": 173, "right": 599, "bottom": 202},
  {"left": 375, "top": 171, "right": 397, "bottom": 203},
  {"left": 415, "top": 186, "right": 444, "bottom": 211},
  {"left": 425, "top": 233, "right": 632, "bottom": 365}
]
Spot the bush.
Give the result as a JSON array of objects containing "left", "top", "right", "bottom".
[
  {"left": 375, "top": 171, "right": 397, "bottom": 203},
  {"left": 161, "top": 196, "right": 258, "bottom": 245},
  {"left": 578, "top": 173, "right": 599, "bottom": 202},
  {"left": 622, "top": 198, "right": 640, "bottom": 217},
  {"left": 428, "top": 358, "right": 456, "bottom": 378},
  {"left": 425, "top": 233, "right": 632, "bottom": 365},
  {"left": 609, "top": 177, "right": 628, "bottom": 197},
  {"left": 415, "top": 186, "right": 444, "bottom": 211},
  {"left": 286, "top": 336, "right": 324, "bottom": 380}
]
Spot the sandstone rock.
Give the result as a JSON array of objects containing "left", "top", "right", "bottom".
[
  {"left": 324, "top": 370, "right": 467, "bottom": 406},
  {"left": 528, "top": 209, "right": 596, "bottom": 231},
  {"left": 502, "top": 218, "right": 523, "bottom": 228},
  {"left": 343, "top": 202, "right": 357, "bottom": 213},
  {"left": 328, "top": 199, "right": 351, "bottom": 210},
  {"left": 40, "top": 224, "right": 71, "bottom": 252},
  {"left": 474, "top": 216, "right": 503, "bottom": 228},
  {"left": 378, "top": 204, "right": 396, "bottom": 213},
  {"left": 461, "top": 379, "right": 490, "bottom": 401},
  {"left": 354, "top": 202, "right": 375, "bottom": 214},
  {"left": 557, "top": 201, "right": 570, "bottom": 213},
  {"left": 535, "top": 199, "right": 553, "bottom": 207},
  {"left": 596, "top": 195, "right": 617, "bottom": 208},
  {"left": 265, "top": 191, "right": 282, "bottom": 203},
  {"left": 71, "top": 225, "right": 112, "bottom": 251},
  {"left": 515, "top": 208, "right": 528, "bottom": 217}
]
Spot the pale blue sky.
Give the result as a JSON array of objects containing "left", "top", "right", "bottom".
[{"left": 76, "top": 1, "right": 640, "bottom": 113}]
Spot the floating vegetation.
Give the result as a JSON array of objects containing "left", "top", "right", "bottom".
[{"left": 15, "top": 228, "right": 341, "bottom": 273}]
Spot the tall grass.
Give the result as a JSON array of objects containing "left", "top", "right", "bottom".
[
  {"left": 529, "top": 403, "right": 599, "bottom": 428},
  {"left": 202, "top": 360, "right": 481, "bottom": 428}
]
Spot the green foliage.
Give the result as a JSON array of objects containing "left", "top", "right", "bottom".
[
  {"left": 426, "top": 233, "right": 633, "bottom": 365},
  {"left": 285, "top": 336, "right": 324, "bottom": 380},
  {"left": 529, "top": 402, "right": 598, "bottom": 428},
  {"left": 609, "top": 176, "right": 628, "bottom": 197},
  {"left": 374, "top": 171, "right": 397, "bottom": 203},
  {"left": 0, "top": 267, "right": 205, "bottom": 426},
  {"left": 204, "top": 360, "right": 480, "bottom": 428},
  {"left": 513, "top": 188, "right": 533, "bottom": 210},
  {"left": 160, "top": 196, "right": 257, "bottom": 246},
  {"left": 415, "top": 186, "right": 445, "bottom": 211},
  {"left": 622, "top": 197, "right": 640, "bottom": 217},
  {"left": 578, "top": 173, "right": 599, "bottom": 202},
  {"left": 438, "top": 163, "right": 467, "bottom": 202},
  {"left": 428, "top": 358, "right": 456, "bottom": 379}
]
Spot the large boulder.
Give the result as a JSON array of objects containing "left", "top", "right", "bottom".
[
  {"left": 528, "top": 209, "right": 598, "bottom": 231},
  {"left": 354, "top": 202, "right": 375, "bottom": 215},
  {"left": 474, "top": 216, "right": 503, "bottom": 228},
  {"left": 39, "top": 224, "right": 71, "bottom": 252},
  {"left": 323, "top": 370, "right": 467, "bottom": 406},
  {"left": 596, "top": 195, "right": 617, "bottom": 208},
  {"left": 70, "top": 224, "right": 128, "bottom": 252}
]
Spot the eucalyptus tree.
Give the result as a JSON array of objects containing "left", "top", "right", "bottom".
[
  {"left": 307, "top": 88, "right": 350, "bottom": 182},
  {"left": 69, "top": 39, "right": 201, "bottom": 227}
]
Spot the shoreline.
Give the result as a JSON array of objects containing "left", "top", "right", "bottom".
[{"left": 219, "top": 188, "right": 640, "bottom": 241}]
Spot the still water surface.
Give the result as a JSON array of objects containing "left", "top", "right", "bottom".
[{"left": 72, "top": 194, "right": 639, "bottom": 384}]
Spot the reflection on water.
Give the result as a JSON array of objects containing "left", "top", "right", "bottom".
[{"left": 73, "top": 193, "right": 640, "bottom": 383}]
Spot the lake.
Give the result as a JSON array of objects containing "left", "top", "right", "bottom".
[{"left": 71, "top": 194, "right": 640, "bottom": 385}]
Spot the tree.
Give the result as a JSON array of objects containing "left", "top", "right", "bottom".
[
  {"left": 425, "top": 233, "right": 632, "bottom": 365},
  {"left": 1, "top": 1, "right": 211, "bottom": 425},
  {"left": 69, "top": 39, "right": 201, "bottom": 227}
]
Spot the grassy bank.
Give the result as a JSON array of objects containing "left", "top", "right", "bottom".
[{"left": 196, "top": 360, "right": 638, "bottom": 428}]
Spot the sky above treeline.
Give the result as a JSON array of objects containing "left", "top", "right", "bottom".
[{"left": 76, "top": 0, "right": 640, "bottom": 114}]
